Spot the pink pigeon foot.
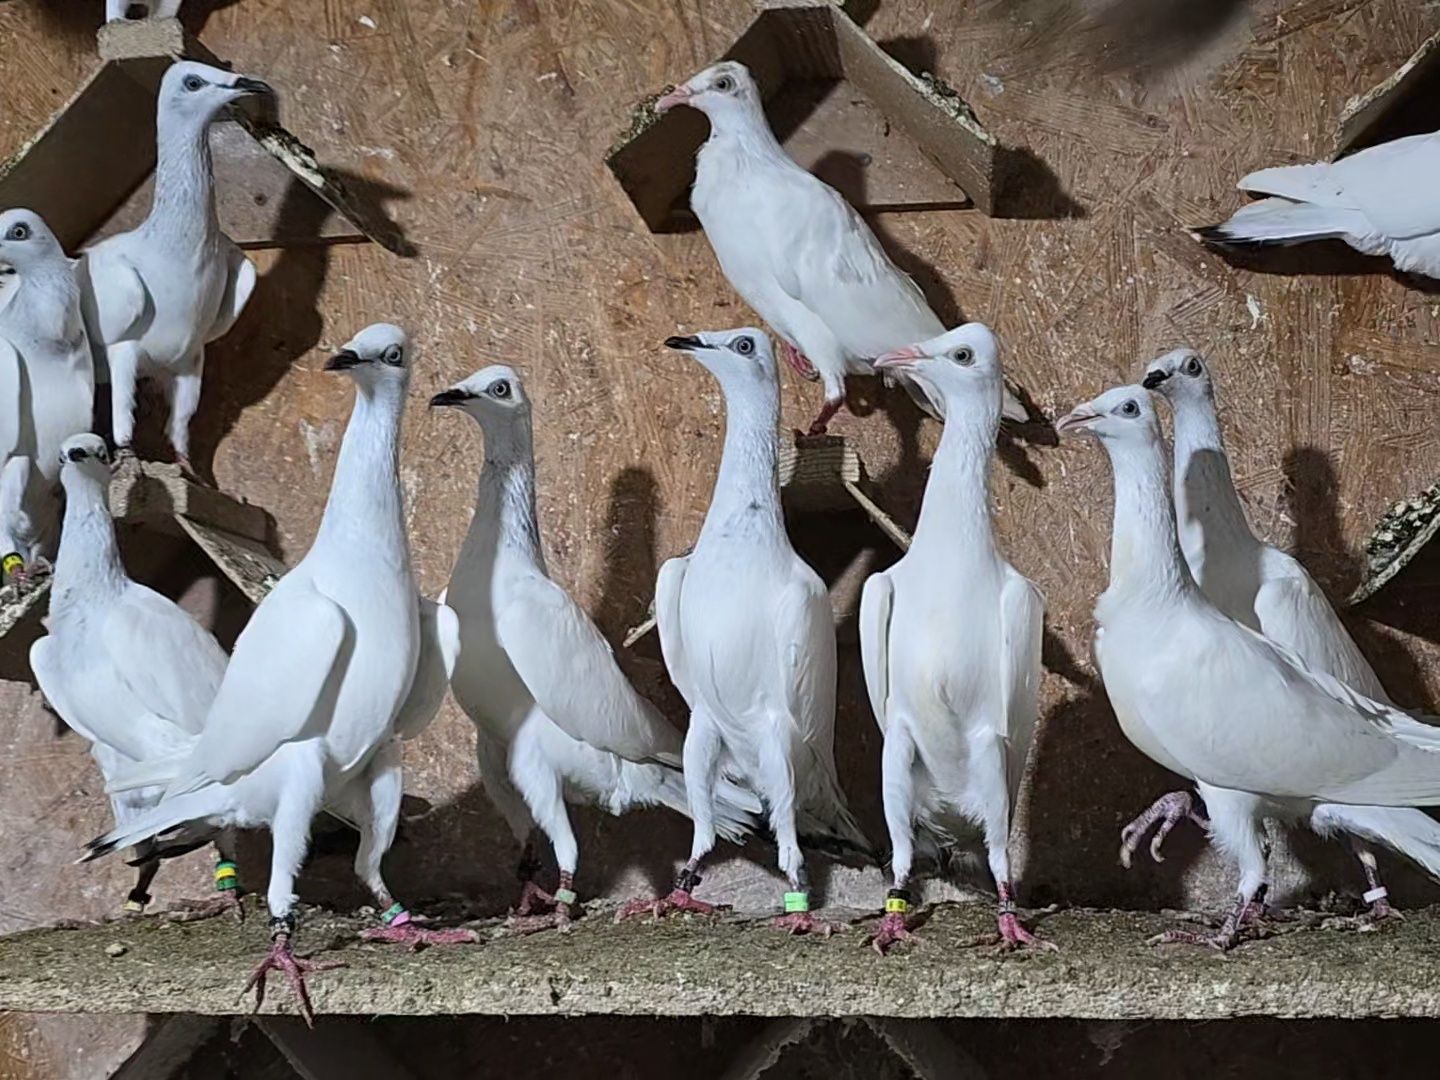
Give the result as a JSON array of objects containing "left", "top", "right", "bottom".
[
  {"left": 806, "top": 397, "right": 844, "bottom": 436},
  {"left": 164, "top": 891, "right": 245, "bottom": 923},
  {"left": 507, "top": 905, "right": 575, "bottom": 936},
  {"left": 1148, "top": 890, "right": 1261, "bottom": 951},
  {"left": 1120, "top": 790, "right": 1209, "bottom": 868},
  {"left": 616, "top": 887, "right": 721, "bottom": 922},
  {"left": 359, "top": 906, "right": 477, "bottom": 950},
  {"left": 779, "top": 340, "right": 820, "bottom": 381},
  {"left": 867, "top": 912, "right": 918, "bottom": 955},
  {"left": 994, "top": 910, "right": 1056, "bottom": 951},
  {"left": 512, "top": 879, "right": 557, "bottom": 918},
  {"left": 771, "top": 911, "right": 845, "bottom": 937},
  {"left": 508, "top": 874, "right": 579, "bottom": 934},
  {"left": 243, "top": 926, "right": 346, "bottom": 1026}
]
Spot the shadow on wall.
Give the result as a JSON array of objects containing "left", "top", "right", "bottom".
[{"left": 1199, "top": 237, "right": 1440, "bottom": 296}]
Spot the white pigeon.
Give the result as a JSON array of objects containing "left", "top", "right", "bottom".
[
  {"left": 1130, "top": 349, "right": 1413, "bottom": 920},
  {"left": 106, "top": 0, "right": 182, "bottom": 19},
  {"left": 657, "top": 61, "right": 1026, "bottom": 435},
  {"left": 1196, "top": 130, "right": 1440, "bottom": 279},
  {"left": 31, "top": 433, "right": 242, "bottom": 919},
  {"left": 83, "top": 325, "right": 468, "bottom": 1023},
  {"left": 432, "top": 365, "right": 760, "bottom": 932},
  {"left": 1059, "top": 385, "right": 1440, "bottom": 949},
  {"left": 78, "top": 60, "right": 271, "bottom": 477},
  {"left": 0, "top": 209, "right": 95, "bottom": 586},
  {"left": 619, "top": 329, "right": 871, "bottom": 934},
  {"left": 859, "top": 324, "right": 1047, "bottom": 954}
]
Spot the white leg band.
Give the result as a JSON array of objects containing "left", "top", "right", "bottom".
[{"left": 1363, "top": 886, "right": 1389, "bottom": 904}]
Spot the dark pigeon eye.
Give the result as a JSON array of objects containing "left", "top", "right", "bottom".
[
  {"left": 1119, "top": 399, "right": 1140, "bottom": 418},
  {"left": 952, "top": 346, "right": 974, "bottom": 366},
  {"left": 1183, "top": 355, "right": 1203, "bottom": 377},
  {"left": 382, "top": 344, "right": 403, "bottom": 366},
  {"left": 490, "top": 380, "right": 511, "bottom": 399},
  {"left": 732, "top": 336, "right": 755, "bottom": 356},
  {"left": 714, "top": 75, "right": 735, "bottom": 93},
  {"left": 183, "top": 74, "right": 206, "bottom": 92},
  {"left": 6, "top": 223, "right": 30, "bottom": 242}
]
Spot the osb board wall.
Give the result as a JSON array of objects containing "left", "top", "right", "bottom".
[{"left": 3, "top": 0, "right": 1440, "bottom": 1060}]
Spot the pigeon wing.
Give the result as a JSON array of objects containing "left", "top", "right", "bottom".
[
  {"left": 393, "top": 594, "right": 460, "bottom": 740},
  {"left": 207, "top": 241, "right": 256, "bottom": 342},
  {"left": 999, "top": 567, "right": 1045, "bottom": 809},
  {"left": 858, "top": 571, "right": 893, "bottom": 732},
  {"left": 1254, "top": 568, "right": 1388, "bottom": 702},
  {"left": 77, "top": 245, "right": 148, "bottom": 344}
]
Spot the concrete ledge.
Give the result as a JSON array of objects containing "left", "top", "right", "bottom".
[{"left": 3, "top": 903, "right": 1439, "bottom": 1020}]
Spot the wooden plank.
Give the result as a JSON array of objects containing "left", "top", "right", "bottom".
[
  {"left": 257, "top": 1017, "right": 419, "bottom": 1080},
  {"left": 175, "top": 518, "right": 286, "bottom": 605},
  {"left": 109, "top": 1016, "right": 222, "bottom": 1080}
]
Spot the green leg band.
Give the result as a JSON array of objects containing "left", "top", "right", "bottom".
[{"left": 783, "top": 891, "right": 810, "bottom": 914}]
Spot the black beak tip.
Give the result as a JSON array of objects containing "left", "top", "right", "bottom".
[
  {"left": 234, "top": 76, "right": 275, "bottom": 96},
  {"left": 664, "top": 335, "right": 702, "bottom": 351},
  {"left": 1141, "top": 370, "right": 1169, "bottom": 390},
  {"left": 429, "top": 389, "right": 471, "bottom": 409},
  {"left": 324, "top": 349, "right": 362, "bottom": 372}
]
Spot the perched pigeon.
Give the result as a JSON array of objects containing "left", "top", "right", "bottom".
[
  {"left": 860, "top": 324, "right": 1047, "bottom": 954},
  {"left": 657, "top": 61, "right": 1026, "bottom": 434},
  {"left": 84, "top": 325, "right": 471, "bottom": 1024},
  {"left": 32, "top": 433, "right": 241, "bottom": 919},
  {"left": 1060, "top": 386, "right": 1440, "bottom": 949},
  {"left": 620, "top": 329, "right": 871, "bottom": 934},
  {"left": 1196, "top": 130, "right": 1440, "bottom": 279},
  {"left": 433, "top": 365, "right": 760, "bottom": 933},
  {"left": 106, "top": 0, "right": 182, "bottom": 19},
  {"left": 0, "top": 210, "right": 95, "bottom": 587},
  {"left": 1134, "top": 349, "right": 1415, "bottom": 920},
  {"left": 78, "top": 61, "right": 271, "bottom": 477}
]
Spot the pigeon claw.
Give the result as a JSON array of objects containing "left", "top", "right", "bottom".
[
  {"left": 1119, "top": 790, "right": 1208, "bottom": 869},
  {"left": 867, "top": 911, "right": 919, "bottom": 956},
  {"left": 770, "top": 911, "right": 845, "bottom": 937},
  {"left": 506, "top": 905, "right": 575, "bottom": 936},
  {"left": 512, "top": 879, "right": 557, "bottom": 918},
  {"left": 242, "top": 933, "right": 345, "bottom": 1027},
  {"left": 359, "top": 924, "right": 479, "bottom": 951},
  {"left": 163, "top": 891, "right": 245, "bottom": 924},
  {"left": 615, "top": 888, "right": 722, "bottom": 923}
]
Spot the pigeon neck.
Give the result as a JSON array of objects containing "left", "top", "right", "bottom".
[
  {"left": 479, "top": 420, "right": 545, "bottom": 569},
  {"left": 912, "top": 406, "right": 998, "bottom": 552},
  {"left": 1104, "top": 441, "right": 1193, "bottom": 600},
  {"left": 705, "top": 100, "right": 788, "bottom": 162},
  {"left": 53, "top": 474, "right": 127, "bottom": 603},
  {"left": 147, "top": 111, "right": 220, "bottom": 247},
  {"left": 314, "top": 381, "right": 409, "bottom": 565},
  {"left": 1170, "top": 395, "right": 1259, "bottom": 554},
  {"left": 8, "top": 266, "right": 79, "bottom": 340},
  {"left": 702, "top": 379, "right": 782, "bottom": 542}
]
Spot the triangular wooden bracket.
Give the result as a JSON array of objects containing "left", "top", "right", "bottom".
[
  {"left": 605, "top": 0, "right": 1002, "bottom": 233},
  {"left": 622, "top": 433, "right": 908, "bottom": 646},
  {"left": 1347, "top": 481, "right": 1440, "bottom": 606},
  {"left": 0, "top": 459, "right": 285, "bottom": 640},
  {"left": 0, "top": 18, "right": 408, "bottom": 254},
  {"left": 1335, "top": 28, "right": 1440, "bottom": 157}
]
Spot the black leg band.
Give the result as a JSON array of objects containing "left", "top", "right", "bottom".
[
  {"left": 674, "top": 866, "right": 703, "bottom": 893},
  {"left": 269, "top": 914, "right": 296, "bottom": 940}
]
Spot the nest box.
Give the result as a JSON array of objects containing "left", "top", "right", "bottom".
[
  {"left": 0, "top": 18, "right": 406, "bottom": 254},
  {"left": 1335, "top": 28, "right": 1440, "bottom": 156},
  {"left": 606, "top": 0, "right": 1004, "bottom": 233}
]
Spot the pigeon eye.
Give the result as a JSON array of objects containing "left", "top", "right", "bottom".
[
  {"left": 382, "top": 344, "right": 403, "bottom": 366},
  {"left": 182, "top": 74, "right": 206, "bottom": 92},
  {"left": 6, "top": 223, "right": 30, "bottom": 242},
  {"left": 952, "top": 346, "right": 974, "bottom": 366},
  {"left": 1184, "top": 356, "right": 1203, "bottom": 377},
  {"left": 490, "top": 380, "right": 511, "bottom": 399},
  {"left": 733, "top": 336, "right": 755, "bottom": 356},
  {"left": 714, "top": 75, "right": 735, "bottom": 93},
  {"left": 1118, "top": 399, "right": 1140, "bottom": 418}
]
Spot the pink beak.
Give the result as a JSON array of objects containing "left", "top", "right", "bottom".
[
  {"left": 655, "top": 85, "right": 695, "bottom": 112},
  {"left": 1055, "top": 407, "right": 1101, "bottom": 437},
  {"left": 873, "top": 344, "right": 925, "bottom": 370}
]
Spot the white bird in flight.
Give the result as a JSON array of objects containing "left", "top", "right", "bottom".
[
  {"left": 1196, "top": 129, "right": 1440, "bottom": 280},
  {"left": 84, "top": 325, "right": 471, "bottom": 1024},
  {"left": 1059, "top": 385, "right": 1440, "bottom": 949},
  {"left": 78, "top": 60, "right": 271, "bottom": 479},
  {"left": 0, "top": 209, "right": 94, "bottom": 588},
  {"left": 620, "top": 329, "right": 871, "bottom": 934},
  {"left": 433, "top": 364, "right": 760, "bottom": 933},
  {"left": 657, "top": 61, "right": 1026, "bottom": 435},
  {"left": 860, "top": 324, "right": 1047, "bottom": 954},
  {"left": 1134, "top": 349, "right": 1416, "bottom": 921}
]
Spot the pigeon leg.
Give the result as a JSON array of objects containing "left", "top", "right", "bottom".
[
  {"left": 116, "top": 856, "right": 160, "bottom": 919},
  {"left": 164, "top": 850, "right": 246, "bottom": 923},
  {"left": 107, "top": 342, "right": 144, "bottom": 453},
  {"left": 1119, "top": 790, "right": 1209, "bottom": 868},
  {"left": 617, "top": 862, "right": 723, "bottom": 921},
  {"left": 806, "top": 397, "right": 845, "bottom": 437},
  {"left": 244, "top": 917, "right": 345, "bottom": 1027},
  {"left": 987, "top": 881, "right": 1055, "bottom": 951},
  {"left": 505, "top": 740, "right": 583, "bottom": 934},
  {"left": 1148, "top": 885, "right": 1266, "bottom": 951},
  {"left": 165, "top": 356, "right": 205, "bottom": 483},
  {"left": 778, "top": 339, "right": 819, "bottom": 381},
  {"left": 507, "top": 871, "right": 579, "bottom": 935},
  {"left": 510, "top": 845, "right": 556, "bottom": 916},
  {"left": 869, "top": 725, "right": 920, "bottom": 955},
  {"left": 1354, "top": 843, "right": 1401, "bottom": 922}
]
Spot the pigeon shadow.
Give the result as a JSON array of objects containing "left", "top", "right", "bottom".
[{"left": 1197, "top": 238, "right": 1440, "bottom": 296}]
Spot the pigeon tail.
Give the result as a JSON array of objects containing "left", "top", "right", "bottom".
[
  {"left": 104, "top": 749, "right": 192, "bottom": 794},
  {"left": 1312, "top": 804, "right": 1440, "bottom": 881},
  {"left": 1196, "top": 198, "right": 1365, "bottom": 248},
  {"left": 82, "top": 786, "right": 224, "bottom": 863}
]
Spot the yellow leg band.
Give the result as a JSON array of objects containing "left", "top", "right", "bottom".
[
  {"left": 885, "top": 897, "right": 909, "bottom": 914},
  {"left": 2, "top": 554, "right": 23, "bottom": 577}
]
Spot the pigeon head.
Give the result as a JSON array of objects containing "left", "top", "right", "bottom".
[
  {"left": 874, "top": 322, "right": 1002, "bottom": 419},
  {"left": 324, "top": 323, "right": 411, "bottom": 394},
  {"left": 0, "top": 209, "right": 65, "bottom": 271},
  {"left": 656, "top": 61, "right": 763, "bottom": 123},
  {"left": 1056, "top": 385, "right": 1162, "bottom": 447},
  {"left": 429, "top": 365, "right": 530, "bottom": 425},
  {"left": 664, "top": 328, "right": 776, "bottom": 387},
  {"left": 1140, "top": 348, "right": 1212, "bottom": 403},
  {"left": 58, "top": 433, "right": 113, "bottom": 485},
  {"left": 160, "top": 60, "right": 274, "bottom": 125}
]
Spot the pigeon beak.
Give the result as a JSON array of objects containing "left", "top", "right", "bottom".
[
  {"left": 232, "top": 76, "right": 275, "bottom": 97},
  {"left": 324, "top": 349, "right": 365, "bottom": 372},
  {"left": 1141, "top": 369, "right": 1170, "bottom": 390},
  {"left": 655, "top": 85, "right": 694, "bottom": 112},
  {"left": 664, "top": 334, "right": 704, "bottom": 352},
  {"left": 429, "top": 388, "right": 474, "bottom": 409},
  {"left": 1055, "top": 407, "right": 1101, "bottom": 437},
  {"left": 873, "top": 344, "right": 925, "bottom": 370}
]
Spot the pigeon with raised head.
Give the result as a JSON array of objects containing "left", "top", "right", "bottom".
[
  {"left": 433, "top": 365, "right": 761, "bottom": 933},
  {"left": 1196, "top": 130, "right": 1440, "bottom": 280},
  {"left": 1135, "top": 349, "right": 1426, "bottom": 921},
  {"left": 0, "top": 209, "right": 94, "bottom": 587},
  {"left": 84, "top": 325, "right": 471, "bottom": 1024},
  {"left": 79, "top": 60, "right": 271, "bottom": 477},
  {"left": 619, "top": 329, "right": 870, "bottom": 934},
  {"left": 657, "top": 61, "right": 1026, "bottom": 435},
  {"left": 860, "top": 324, "right": 1047, "bottom": 954},
  {"left": 32, "top": 433, "right": 241, "bottom": 919},
  {"left": 1060, "top": 386, "right": 1440, "bottom": 949}
]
